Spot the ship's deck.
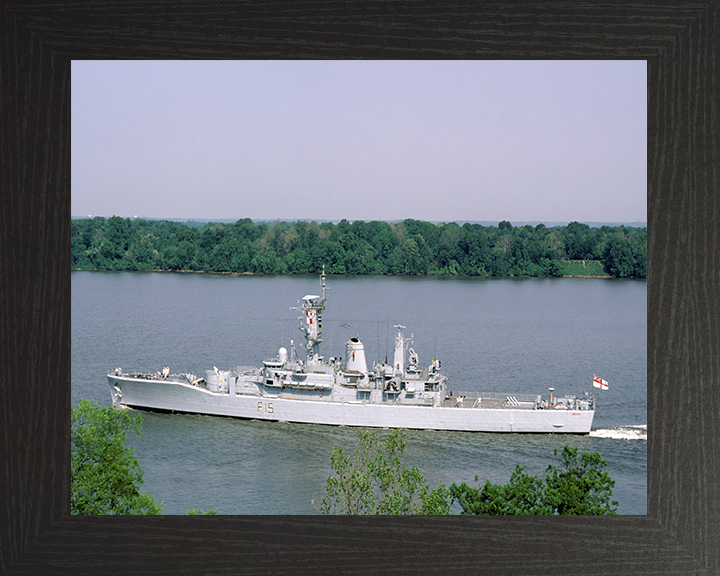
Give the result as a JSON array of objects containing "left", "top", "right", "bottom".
[{"left": 444, "top": 392, "right": 539, "bottom": 410}]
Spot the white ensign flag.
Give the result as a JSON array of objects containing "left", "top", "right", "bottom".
[{"left": 593, "top": 375, "right": 609, "bottom": 390}]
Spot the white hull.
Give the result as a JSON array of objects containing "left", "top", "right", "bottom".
[
  {"left": 108, "top": 375, "right": 595, "bottom": 434},
  {"left": 108, "top": 272, "right": 598, "bottom": 434}
]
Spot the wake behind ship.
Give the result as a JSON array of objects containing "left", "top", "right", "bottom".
[{"left": 108, "top": 270, "right": 596, "bottom": 433}]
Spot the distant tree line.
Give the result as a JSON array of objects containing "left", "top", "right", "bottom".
[{"left": 71, "top": 217, "right": 647, "bottom": 278}]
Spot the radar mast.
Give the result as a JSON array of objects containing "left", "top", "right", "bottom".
[{"left": 292, "top": 266, "right": 327, "bottom": 360}]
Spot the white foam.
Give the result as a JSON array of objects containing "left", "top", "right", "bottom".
[{"left": 590, "top": 425, "right": 647, "bottom": 441}]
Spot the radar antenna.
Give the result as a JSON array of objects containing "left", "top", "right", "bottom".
[{"left": 291, "top": 266, "right": 328, "bottom": 360}]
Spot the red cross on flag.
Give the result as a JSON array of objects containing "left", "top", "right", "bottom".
[{"left": 593, "top": 375, "right": 609, "bottom": 390}]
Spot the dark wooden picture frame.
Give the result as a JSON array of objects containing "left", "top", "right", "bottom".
[{"left": 1, "top": 3, "right": 716, "bottom": 574}]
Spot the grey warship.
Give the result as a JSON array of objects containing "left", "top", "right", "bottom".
[{"left": 108, "top": 270, "right": 596, "bottom": 433}]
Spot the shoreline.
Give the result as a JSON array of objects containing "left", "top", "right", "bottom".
[{"left": 70, "top": 268, "right": 619, "bottom": 279}]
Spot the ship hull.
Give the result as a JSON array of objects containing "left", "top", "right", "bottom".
[{"left": 108, "top": 375, "right": 594, "bottom": 434}]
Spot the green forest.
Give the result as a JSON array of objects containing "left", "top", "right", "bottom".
[{"left": 71, "top": 217, "right": 647, "bottom": 278}]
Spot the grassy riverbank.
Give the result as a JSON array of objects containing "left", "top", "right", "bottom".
[{"left": 561, "top": 260, "right": 611, "bottom": 278}]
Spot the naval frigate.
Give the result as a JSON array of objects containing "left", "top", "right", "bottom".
[{"left": 108, "top": 270, "right": 597, "bottom": 433}]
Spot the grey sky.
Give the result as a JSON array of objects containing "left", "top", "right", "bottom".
[{"left": 71, "top": 60, "right": 646, "bottom": 224}]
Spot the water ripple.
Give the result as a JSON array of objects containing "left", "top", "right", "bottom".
[{"left": 590, "top": 425, "right": 647, "bottom": 441}]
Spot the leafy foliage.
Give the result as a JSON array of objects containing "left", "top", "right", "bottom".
[
  {"left": 72, "top": 217, "right": 647, "bottom": 278},
  {"left": 543, "top": 446, "right": 619, "bottom": 514},
  {"left": 602, "top": 229, "right": 646, "bottom": 278},
  {"left": 318, "top": 429, "right": 452, "bottom": 515},
  {"left": 320, "top": 432, "right": 618, "bottom": 516},
  {"left": 450, "top": 445, "right": 618, "bottom": 515},
  {"left": 451, "top": 465, "right": 551, "bottom": 515},
  {"left": 71, "top": 399, "right": 163, "bottom": 515}
]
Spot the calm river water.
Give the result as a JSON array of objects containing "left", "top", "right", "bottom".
[{"left": 72, "top": 272, "right": 647, "bottom": 514}]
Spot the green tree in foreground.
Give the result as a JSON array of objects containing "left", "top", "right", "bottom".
[
  {"left": 318, "top": 429, "right": 452, "bottom": 514},
  {"left": 450, "top": 445, "right": 618, "bottom": 515},
  {"left": 543, "top": 446, "right": 619, "bottom": 514},
  {"left": 72, "top": 399, "right": 220, "bottom": 515},
  {"left": 320, "top": 430, "right": 618, "bottom": 515},
  {"left": 71, "top": 399, "right": 163, "bottom": 515}
]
